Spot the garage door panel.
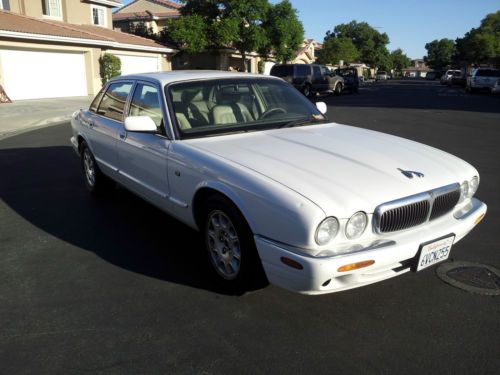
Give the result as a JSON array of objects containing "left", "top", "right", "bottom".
[
  {"left": 1, "top": 50, "right": 87, "bottom": 100},
  {"left": 114, "top": 54, "right": 159, "bottom": 76}
]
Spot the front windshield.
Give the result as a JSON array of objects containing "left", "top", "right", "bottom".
[{"left": 167, "top": 78, "right": 325, "bottom": 138}]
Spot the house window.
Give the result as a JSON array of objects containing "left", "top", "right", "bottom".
[
  {"left": 1, "top": 0, "right": 11, "bottom": 11},
  {"left": 42, "top": 0, "right": 62, "bottom": 18},
  {"left": 92, "top": 5, "right": 106, "bottom": 27}
]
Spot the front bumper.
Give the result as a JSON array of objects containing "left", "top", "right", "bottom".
[{"left": 255, "top": 198, "right": 487, "bottom": 295}]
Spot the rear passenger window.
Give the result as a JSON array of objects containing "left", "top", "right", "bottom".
[
  {"left": 296, "top": 65, "right": 310, "bottom": 76},
  {"left": 129, "top": 83, "right": 162, "bottom": 127},
  {"left": 313, "top": 65, "right": 321, "bottom": 78},
  {"left": 89, "top": 88, "right": 105, "bottom": 113},
  {"left": 97, "top": 82, "right": 133, "bottom": 121}
]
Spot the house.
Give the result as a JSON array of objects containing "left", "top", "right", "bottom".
[
  {"left": 402, "top": 59, "right": 430, "bottom": 78},
  {"left": 113, "top": 0, "right": 181, "bottom": 34},
  {"left": 0, "top": 0, "right": 176, "bottom": 101},
  {"left": 112, "top": 0, "right": 262, "bottom": 73}
]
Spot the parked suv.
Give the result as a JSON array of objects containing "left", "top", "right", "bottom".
[
  {"left": 270, "top": 64, "right": 344, "bottom": 97},
  {"left": 466, "top": 68, "right": 500, "bottom": 93}
]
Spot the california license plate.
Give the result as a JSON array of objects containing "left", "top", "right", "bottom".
[{"left": 415, "top": 235, "right": 455, "bottom": 272}]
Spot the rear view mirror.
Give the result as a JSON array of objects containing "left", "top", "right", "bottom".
[
  {"left": 316, "top": 102, "right": 327, "bottom": 115},
  {"left": 124, "top": 116, "right": 157, "bottom": 132}
]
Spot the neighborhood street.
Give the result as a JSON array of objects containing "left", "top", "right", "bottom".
[{"left": 1, "top": 81, "right": 499, "bottom": 374}]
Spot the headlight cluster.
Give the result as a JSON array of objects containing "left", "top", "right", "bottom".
[
  {"left": 459, "top": 176, "right": 479, "bottom": 203},
  {"left": 315, "top": 212, "right": 368, "bottom": 245}
]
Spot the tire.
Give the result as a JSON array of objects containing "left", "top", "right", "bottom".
[
  {"left": 202, "top": 194, "right": 267, "bottom": 293},
  {"left": 80, "top": 141, "right": 112, "bottom": 194},
  {"left": 302, "top": 83, "right": 312, "bottom": 98},
  {"left": 334, "top": 83, "right": 342, "bottom": 96}
]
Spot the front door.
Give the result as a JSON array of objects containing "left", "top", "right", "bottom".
[
  {"left": 91, "top": 81, "right": 134, "bottom": 175},
  {"left": 116, "top": 82, "right": 170, "bottom": 208}
]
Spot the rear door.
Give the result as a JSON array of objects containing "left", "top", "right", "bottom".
[
  {"left": 312, "top": 65, "right": 326, "bottom": 92},
  {"left": 91, "top": 81, "right": 134, "bottom": 176},
  {"left": 116, "top": 81, "right": 170, "bottom": 208}
]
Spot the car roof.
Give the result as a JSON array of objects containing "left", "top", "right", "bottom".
[{"left": 109, "top": 70, "right": 279, "bottom": 86}]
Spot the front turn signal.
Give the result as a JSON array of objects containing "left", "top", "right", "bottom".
[{"left": 337, "top": 260, "right": 375, "bottom": 273}]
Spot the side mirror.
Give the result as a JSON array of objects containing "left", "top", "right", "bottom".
[
  {"left": 124, "top": 116, "right": 157, "bottom": 132},
  {"left": 316, "top": 101, "right": 327, "bottom": 115}
]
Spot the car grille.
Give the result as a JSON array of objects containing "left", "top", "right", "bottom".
[{"left": 374, "top": 183, "right": 461, "bottom": 233}]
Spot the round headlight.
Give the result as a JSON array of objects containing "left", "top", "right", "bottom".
[
  {"left": 315, "top": 217, "right": 339, "bottom": 246},
  {"left": 468, "top": 176, "right": 479, "bottom": 198},
  {"left": 345, "top": 212, "right": 368, "bottom": 239},
  {"left": 459, "top": 181, "right": 469, "bottom": 203}
]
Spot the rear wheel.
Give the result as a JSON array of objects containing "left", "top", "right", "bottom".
[{"left": 202, "top": 195, "right": 267, "bottom": 292}]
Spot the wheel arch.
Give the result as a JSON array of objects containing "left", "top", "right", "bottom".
[{"left": 191, "top": 183, "right": 256, "bottom": 233}]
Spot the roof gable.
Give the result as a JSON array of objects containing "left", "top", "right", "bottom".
[{"left": 115, "top": 0, "right": 181, "bottom": 14}]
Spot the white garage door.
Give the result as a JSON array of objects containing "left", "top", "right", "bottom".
[
  {"left": 114, "top": 54, "right": 159, "bottom": 75},
  {"left": 0, "top": 49, "right": 87, "bottom": 100}
]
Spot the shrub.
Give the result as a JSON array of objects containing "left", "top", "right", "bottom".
[{"left": 99, "top": 53, "right": 121, "bottom": 85}]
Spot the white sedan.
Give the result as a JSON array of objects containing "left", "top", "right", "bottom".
[{"left": 71, "top": 71, "right": 487, "bottom": 295}]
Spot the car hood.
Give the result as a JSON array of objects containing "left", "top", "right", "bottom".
[{"left": 187, "top": 123, "right": 475, "bottom": 218}]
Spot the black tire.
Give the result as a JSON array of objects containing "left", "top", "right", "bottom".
[
  {"left": 80, "top": 141, "right": 112, "bottom": 194},
  {"left": 334, "top": 83, "right": 342, "bottom": 96},
  {"left": 202, "top": 194, "right": 267, "bottom": 293},
  {"left": 302, "top": 83, "right": 312, "bottom": 98}
]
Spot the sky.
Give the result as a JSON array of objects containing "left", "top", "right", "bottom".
[{"left": 120, "top": 0, "right": 500, "bottom": 59}]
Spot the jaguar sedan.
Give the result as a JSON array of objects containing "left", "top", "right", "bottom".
[{"left": 71, "top": 71, "right": 487, "bottom": 295}]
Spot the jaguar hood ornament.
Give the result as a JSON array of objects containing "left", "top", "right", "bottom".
[{"left": 398, "top": 168, "right": 424, "bottom": 179}]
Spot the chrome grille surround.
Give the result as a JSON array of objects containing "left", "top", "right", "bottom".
[{"left": 373, "top": 183, "right": 461, "bottom": 234}]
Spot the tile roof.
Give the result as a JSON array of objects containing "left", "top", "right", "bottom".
[
  {"left": 0, "top": 10, "right": 176, "bottom": 50},
  {"left": 115, "top": 0, "right": 181, "bottom": 13},
  {"left": 113, "top": 10, "right": 180, "bottom": 20}
]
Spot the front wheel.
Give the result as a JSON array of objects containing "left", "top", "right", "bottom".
[
  {"left": 334, "top": 83, "right": 342, "bottom": 96},
  {"left": 80, "top": 141, "right": 112, "bottom": 194},
  {"left": 203, "top": 195, "right": 267, "bottom": 292}
]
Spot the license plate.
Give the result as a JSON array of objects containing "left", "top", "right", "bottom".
[{"left": 415, "top": 235, "right": 455, "bottom": 272}]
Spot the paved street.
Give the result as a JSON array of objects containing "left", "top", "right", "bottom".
[{"left": 1, "top": 81, "right": 499, "bottom": 374}]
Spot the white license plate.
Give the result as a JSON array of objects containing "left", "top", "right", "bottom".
[{"left": 416, "top": 235, "right": 455, "bottom": 271}]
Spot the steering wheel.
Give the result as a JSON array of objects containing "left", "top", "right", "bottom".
[{"left": 260, "top": 107, "right": 287, "bottom": 119}]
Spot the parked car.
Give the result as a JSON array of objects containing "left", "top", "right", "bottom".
[
  {"left": 334, "top": 67, "right": 359, "bottom": 93},
  {"left": 375, "top": 71, "right": 388, "bottom": 80},
  {"left": 71, "top": 71, "right": 487, "bottom": 295},
  {"left": 440, "top": 70, "right": 460, "bottom": 85},
  {"left": 466, "top": 68, "right": 500, "bottom": 93},
  {"left": 448, "top": 71, "right": 466, "bottom": 87},
  {"left": 270, "top": 64, "right": 344, "bottom": 97},
  {"left": 491, "top": 78, "right": 500, "bottom": 94}
]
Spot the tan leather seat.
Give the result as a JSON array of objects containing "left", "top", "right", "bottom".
[{"left": 212, "top": 103, "right": 253, "bottom": 125}]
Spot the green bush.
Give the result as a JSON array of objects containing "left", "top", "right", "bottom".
[{"left": 99, "top": 53, "right": 121, "bottom": 85}]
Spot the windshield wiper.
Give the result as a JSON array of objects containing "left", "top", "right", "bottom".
[{"left": 279, "top": 117, "right": 328, "bottom": 128}]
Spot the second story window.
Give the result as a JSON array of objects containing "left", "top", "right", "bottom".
[
  {"left": 42, "top": 0, "right": 62, "bottom": 19},
  {"left": 92, "top": 5, "right": 106, "bottom": 27}
]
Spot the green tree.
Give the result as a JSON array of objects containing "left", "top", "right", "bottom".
[
  {"left": 390, "top": 48, "right": 411, "bottom": 72},
  {"left": 325, "top": 21, "right": 390, "bottom": 67},
  {"left": 129, "top": 21, "right": 157, "bottom": 41},
  {"left": 260, "top": 0, "right": 304, "bottom": 63},
  {"left": 167, "top": 0, "right": 270, "bottom": 71},
  {"left": 424, "top": 38, "right": 455, "bottom": 70},
  {"left": 455, "top": 11, "right": 500, "bottom": 65},
  {"left": 316, "top": 37, "right": 360, "bottom": 65}
]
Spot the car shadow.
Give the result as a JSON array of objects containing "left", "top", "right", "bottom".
[{"left": 0, "top": 144, "right": 250, "bottom": 296}]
